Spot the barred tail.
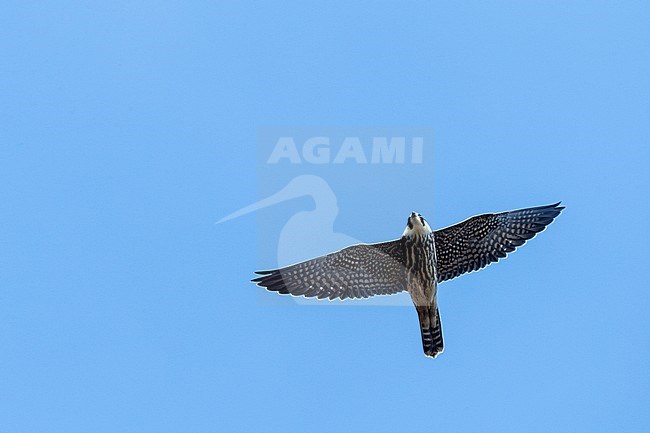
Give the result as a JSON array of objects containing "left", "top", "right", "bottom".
[{"left": 417, "top": 305, "right": 444, "bottom": 358}]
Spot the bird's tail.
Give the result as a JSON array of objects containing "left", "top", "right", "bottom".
[{"left": 416, "top": 305, "right": 444, "bottom": 358}]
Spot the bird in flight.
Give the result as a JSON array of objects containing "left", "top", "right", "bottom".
[{"left": 253, "top": 202, "right": 564, "bottom": 358}]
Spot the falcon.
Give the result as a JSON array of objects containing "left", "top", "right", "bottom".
[{"left": 252, "top": 202, "right": 564, "bottom": 358}]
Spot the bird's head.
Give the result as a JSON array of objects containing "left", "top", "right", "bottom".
[{"left": 402, "top": 211, "right": 432, "bottom": 237}]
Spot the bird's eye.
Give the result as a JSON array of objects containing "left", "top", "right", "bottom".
[
  {"left": 407, "top": 218, "right": 414, "bottom": 229},
  {"left": 420, "top": 216, "right": 426, "bottom": 226}
]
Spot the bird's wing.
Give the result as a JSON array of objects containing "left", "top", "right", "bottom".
[
  {"left": 434, "top": 202, "right": 564, "bottom": 283},
  {"left": 252, "top": 239, "right": 407, "bottom": 300}
]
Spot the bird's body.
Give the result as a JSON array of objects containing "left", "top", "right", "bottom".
[
  {"left": 253, "top": 202, "right": 564, "bottom": 358},
  {"left": 401, "top": 213, "right": 444, "bottom": 357}
]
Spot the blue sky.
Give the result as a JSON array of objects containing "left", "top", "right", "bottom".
[{"left": 1, "top": 1, "right": 649, "bottom": 432}]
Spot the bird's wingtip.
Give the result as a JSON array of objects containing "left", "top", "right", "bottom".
[
  {"left": 251, "top": 270, "right": 276, "bottom": 283},
  {"left": 254, "top": 270, "right": 274, "bottom": 275}
]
